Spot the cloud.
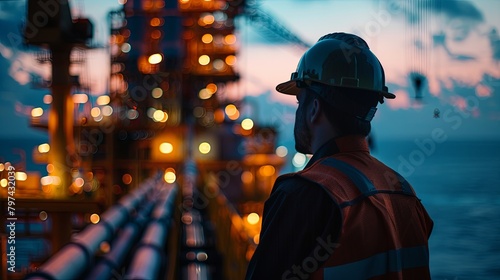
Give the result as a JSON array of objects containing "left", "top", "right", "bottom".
[
  {"left": 429, "top": 0, "right": 483, "bottom": 22},
  {"left": 383, "top": 1, "right": 500, "bottom": 96},
  {"left": 7, "top": 51, "right": 50, "bottom": 86},
  {"left": 0, "top": 43, "right": 13, "bottom": 59},
  {"left": 395, "top": 0, "right": 484, "bottom": 24}
]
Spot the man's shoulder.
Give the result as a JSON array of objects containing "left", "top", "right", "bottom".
[{"left": 272, "top": 172, "right": 324, "bottom": 195}]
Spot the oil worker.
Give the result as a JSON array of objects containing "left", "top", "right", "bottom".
[{"left": 245, "top": 32, "right": 433, "bottom": 279}]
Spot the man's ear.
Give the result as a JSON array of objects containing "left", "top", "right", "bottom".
[{"left": 310, "top": 98, "right": 321, "bottom": 123}]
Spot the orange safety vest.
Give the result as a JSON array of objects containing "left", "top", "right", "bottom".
[{"left": 295, "top": 154, "right": 433, "bottom": 279}]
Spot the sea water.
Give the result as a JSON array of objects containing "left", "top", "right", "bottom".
[{"left": 373, "top": 139, "right": 500, "bottom": 280}]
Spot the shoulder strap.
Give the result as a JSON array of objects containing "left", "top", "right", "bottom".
[
  {"left": 319, "top": 158, "right": 416, "bottom": 209},
  {"left": 322, "top": 158, "right": 376, "bottom": 194}
]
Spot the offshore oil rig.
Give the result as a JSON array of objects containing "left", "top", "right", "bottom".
[{"left": 0, "top": 0, "right": 315, "bottom": 279}]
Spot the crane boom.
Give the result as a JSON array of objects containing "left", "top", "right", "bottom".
[{"left": 245, "top": 3, "right": 311, "bottom": 50}]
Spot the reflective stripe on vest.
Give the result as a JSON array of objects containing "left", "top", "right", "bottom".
[
  {"left": 321, "top": 157, "right": 416, "bottom": 208},
  {"left": 323, "top": 245, "right": 429, "bottom": 279}
]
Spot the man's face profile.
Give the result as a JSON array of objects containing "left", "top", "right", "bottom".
[{"left": 294, "top": 90, "right": 312, "bottom": 154}]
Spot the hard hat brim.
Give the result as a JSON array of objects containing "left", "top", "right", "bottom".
[
  {"left": 276, "top": 80, "right": 300, "bottom": 95},
  {"left": 382, "top": 91, "right": 396, "bottom": 99},
  {"left": 276, "top": 79, "right": 397, "bottom": 99}
]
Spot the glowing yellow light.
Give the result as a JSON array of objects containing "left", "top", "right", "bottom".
[
  {"left": 153, "top": 110, "right": 168, "bottom": 122},
  {"left": 225, "top": 104, "right": 237, "bottom": 116},
  {"left": 225, "top": 55, "right": 236, "bottom": 66},
  {"left": 41, "top": 176, "right": 53, "bottom": 186},
  {"left": 43, "top": 94, "right": 52, "bottom": 104},
  {"left": 73, "top": 93, "right": 88, "bottom": 104},
  {"left": 91, "top": 107, "right": 101, "bottom": 118},
  {"left": 152, "top": 110, "right": 163, "bottom": 122},
  {"left": 152, "top": 88, "right": 163, "bottom": 98},
  {"left": 31, "top": 107, "right": 43, "bottom": 117},
  {"left": 38, "top": 143, "right": 50, "bottom": 153},
  {"left": 102, "top": 105, "right": 113, "bottom": 116},
  {"left": 228, "top": 111, "right": 239, "bottom": 120},
  {"left": 241, "top": 171, "right": 253, "bottom": 184},
  {"left": 0, "top": 179, "right": 7, "bottom": 188},
  {"left": 224, "top": 34, "right": 236, "bottom": 44},
  {"left": 179, "top": 0, "right": 189, "bottom": 3},
  {"left": 39, "top": 211, "right": 48, "bottom": 221},
  {"left": 14, "top": 172, "right": 27, "bottom": 181},
  {"left": 201, "top": 34, "right": 213, "bottom": 44},
  {"left": 154, "top": 0, "right": 165, "bottom": 8},
  {"left": 150, "top": 17, "right": 161, "bottom": 26},
  {"left": 253, "top": 234, "right": 260, "bottom": 244},
  {"left": 46, "top": 164, "right": 54, "bottom": 173},
  {"left": 206, "top": 83, "right": 217, "bottom": 94},
  {"left": 159, "top": 142, "right": 173, "bottom": 154},
  {"left": 247, "top": 213, "right": 260, "bottom": 225},
  {"left": 198, "top": 88, "right": 212, "bottom": 100},
  {"left": 161, "top": 112, "right": 169, "bottom": 122},
  {"left": 113, "top": 34, "right": 124, "bottom": 44},
  {"left": 259, "top": 165, "right": 275, "bottom": 177},
  {"left": 164, "top": 171, "right": 176, "bottom": 183},
  {"left": 100, "top": 241, "right": 111, "bottom": 253},
  {"left": 90, "top": 213, "right": 100, "bottom": 224},
  {"left": 151, "top": 30, "right": 161, "bottom": 39},
  {"left": 198, "top": 55, "right": 210, "bottom": 66},
  {"left": 148, "top": 53, "right": 163, "bottom": 64},
  {"left": 74, "top": 177, "right": 84, "bottom": 188},
  {"left": 241, "top": 118, "right": 254, "bottom": 130},
  {"left": 202, "top": 14, "right": 215, "bottom": 25},
  {"left": 0, "top": 163, "right": 4, "bottom": 172},
  {"left": 276, "top": 146, "right": 288, "bottom": 157},
  {"left": 199, "top": 142, "right": 211, "bottom": 154},
  {"left": 197, "top": 18, "right": 206, "bottom": 27},
  {"left": 122, "top": 174, "right": 132, "bottom": 185},
  {"left": 96, "top": 95, "right": 110, "bottom": 105}
]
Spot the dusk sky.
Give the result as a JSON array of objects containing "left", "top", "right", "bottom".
[
  {"left": 1, "top": 2, "right": 498, "bottom": 277},
  {"left": 1, "top": 0, "right": 499, "bottom": 142}
]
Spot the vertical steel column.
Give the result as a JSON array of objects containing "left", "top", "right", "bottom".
[{"left": 49, "top": 45, "right": 75, "bottom": 198}]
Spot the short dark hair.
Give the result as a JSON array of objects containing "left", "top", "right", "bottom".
[{"left": 303, "top": 87, "right": 372, "bottom": 137}]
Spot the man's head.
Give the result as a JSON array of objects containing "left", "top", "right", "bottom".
[{"left": 277, "top": 32, "right": 395, "bottom": 154}]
